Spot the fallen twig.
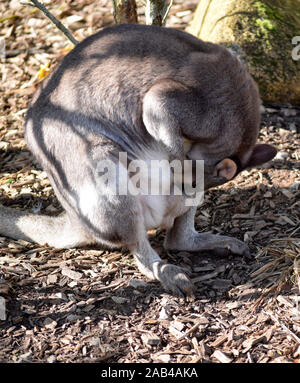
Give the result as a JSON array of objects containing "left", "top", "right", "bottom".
[
  {"left": 22, "top": 0, "right": 78, "bottom": 45},
  {"left": 178, "top": 318, "right": 204, "bottom": 340}
]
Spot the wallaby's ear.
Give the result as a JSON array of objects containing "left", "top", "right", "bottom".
[
  {"left": 215, "top": 158, "right": 237, "bottom": 181},
  {"left": 246, "top": 144, "right": 277, "bottom": 167}
]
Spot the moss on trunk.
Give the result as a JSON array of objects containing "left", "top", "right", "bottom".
[{"left": 188, "top": 0, "right": 300, "bottom": 104}]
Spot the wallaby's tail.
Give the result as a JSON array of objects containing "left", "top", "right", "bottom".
[{"left": 0, "top": 205, "right": 90, "bottom": 248}]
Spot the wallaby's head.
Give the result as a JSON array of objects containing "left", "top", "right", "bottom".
[{"left": 184, "top": 45, "right": 277, "bottom": 189}]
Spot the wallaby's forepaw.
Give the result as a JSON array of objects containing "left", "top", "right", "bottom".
[{"left": 153, "top": 262, "right": 194, "bottom": 296}]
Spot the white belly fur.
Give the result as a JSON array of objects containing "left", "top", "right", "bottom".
[
  {"left": 138, "top": 149, "right": 189, "bottom": 230},
  {"left": 140, "top": 194, "right": 188, "bottom": 230},
  {"left": 130, "top": 146, "right": 190, "bottom": 230}
]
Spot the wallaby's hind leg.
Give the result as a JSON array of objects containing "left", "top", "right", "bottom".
[{"left": 164, "top": 206, "right": 250, "bottom": 256}]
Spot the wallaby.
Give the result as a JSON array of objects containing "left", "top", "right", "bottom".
[{"left": 0, "top": 24, "right": 276, "bottom": 296}]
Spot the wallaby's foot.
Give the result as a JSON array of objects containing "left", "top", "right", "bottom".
[
  {"left": 132, "top": 237, "right": 194, "bottom": 296},
  {"left": 152, "top": 262, "right": 194, "bottom": 296},
  {"left": 165, "top": 231, "right": 250, "bottom": 257},
  {"left": 135, "top": 258, "right": 194, "bottom": 296}
]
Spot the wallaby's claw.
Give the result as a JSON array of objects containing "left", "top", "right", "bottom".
[
  {"left": 244, "top": 248, "right": 251, "bottom": 257},
  {"left": 226, "top": 238, "right": 250, "bottom": 256},
  {"left": 213, "top": 238, "right": 250, "bottom": 257},
  {"left": 243, "top": 247, "right": 252, "bottom": 261}
]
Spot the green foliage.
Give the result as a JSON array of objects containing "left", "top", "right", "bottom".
[
  {"left": 189, "top": 0, "right": 300, "bottom": 103},
  {"left": 255, "top": 18, "right": 275, "bottom": 32}
]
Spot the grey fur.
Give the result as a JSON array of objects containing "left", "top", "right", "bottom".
[{"left": 0, "top": 24, "right": 276, "bottom": 295}]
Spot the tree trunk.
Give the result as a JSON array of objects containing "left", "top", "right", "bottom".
[
  {"left": 112, "top": 0, "right": 138, "bottom": 24},
  {"left": 145, "top": 0, "right": 170, "bottom": 26},
  {"left": 188, "top": 0, "right": 300, "bottom": 104}
]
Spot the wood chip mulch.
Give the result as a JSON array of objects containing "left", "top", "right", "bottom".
[{"left": 0, "top": 0, "right": 299, "bottom": 363}]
